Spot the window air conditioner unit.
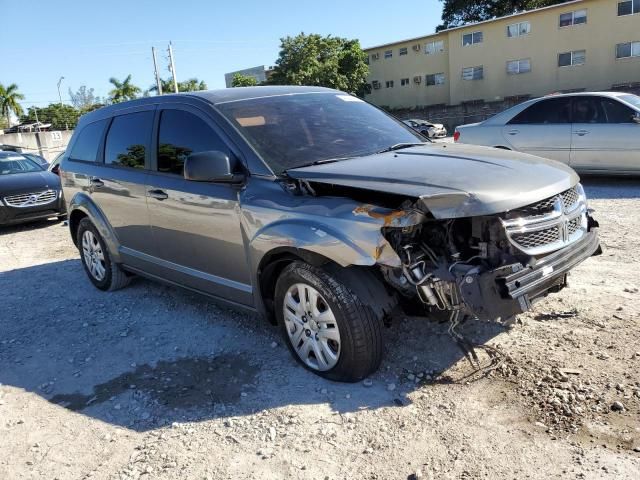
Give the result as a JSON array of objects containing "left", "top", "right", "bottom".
[
  {"left": 412, "top": 44, "right": 421, "bottom": 52},
  {"left": 413, "top": 76, "right": 422, "bottom": 84}
]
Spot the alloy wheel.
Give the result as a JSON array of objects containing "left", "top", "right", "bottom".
[{"left": 81, "top": 230, "right": 106, "bottom": 281}]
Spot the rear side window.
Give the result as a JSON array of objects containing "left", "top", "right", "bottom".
[
  {"left": 157, "top": 109, "right": 229, "bottom": 176},
  {"left": 69, "top": 119, "right": 108, "bottom": 162},
  {"left": 104, "top": 111, "right": 154, "bottom": 169},
  {"left": 509, "top": 98, "right": 572, "bottom": 124}
]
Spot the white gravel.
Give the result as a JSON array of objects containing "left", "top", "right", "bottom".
[{"left": 1, "top": 177, "right": 639, "bottom": 479}]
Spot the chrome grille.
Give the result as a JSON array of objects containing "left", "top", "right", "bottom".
[
  {"left": 4, "top": 189, "right": 58, "bottom": 208},
  {"left": 502, "top": 184, "right": 588, "bottom": 256}
]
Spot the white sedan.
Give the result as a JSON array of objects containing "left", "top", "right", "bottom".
[{"left": 454, "top": 92, "right": 640, "bottom": 174}]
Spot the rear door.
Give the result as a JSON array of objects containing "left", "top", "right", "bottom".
[
  {"left": 145, "top": 104, "right": 252, "bottom": 305},
  {"left": 90, "top": 107, "right": 154, "bottom": 256},
  {"left": 502, "top": 97, "right": 572, "bottom": 163},
  {"left": 570, "top": 96, "right": 640, "bottom": 172}
]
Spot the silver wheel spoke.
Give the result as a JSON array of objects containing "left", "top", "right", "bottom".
[{"left": 283, "top": 282, "right": 340, "bottom": 372}]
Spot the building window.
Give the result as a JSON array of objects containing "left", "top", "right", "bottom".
[
  {"left": 384, "top": 50, "right": 393, "bottom": 59},
  {"left": 425, "top": 40, "right": 445, "bottom": 54},
  {"left": 399, "top": 47, "right": 408, "bottom": 56},
  {"left": 507, "top": 58, "right": 531, "bottom": 74},
  {"left": 385, "top": 80, "right": 394, "bottom": 88},
  {"left": 462, "top": 66, "right": 484, "bottom": 80},
  {"left": 462, "top": 31, "right": 483, "bottom": 46},
  {"left": 559, "top": 9, "right": 587, "bottom": 27},
  {"left": 400, "top": 78, "right": 410, "bottom": 86},
  {"left": 618, "top": 0, "right": 640, "bottom": 15},
  {"left": 507, "top": 21, "right": 531, "bottom": 37},
  {"left": 616, "top": 41, "right": 640, "bottom": 58},
  {"left": 558, "top": 50, "right": 586, "bottom": 67},
  {"left": 426, "top": 73, "right": 446, "bottom": 86},
  {"left": 364, "top": 56, "right": 369, "bottom": 65}
]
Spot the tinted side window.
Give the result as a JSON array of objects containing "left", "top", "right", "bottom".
[
  {"left": 601, "top": 98, "right": 635, "bottom": 123},
  {"left": 509, "top": 99, "right": 571, "bottom": 124},
  {"left": 104, "top": 111, "right": 154, "bottom": 169},
  {"left": 572, "top": 97, "right": 606, "bottom": 123},
  {"left": 69, "top": 119, "right": 108, "bottom": 162},
  {"left": 157, "top": 109, "right": 229, "bottom": 176}
]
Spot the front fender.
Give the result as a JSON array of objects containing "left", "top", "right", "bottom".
[
  {"left": 69, "top": 192, "right": 122, "bottom": 263},
  {"left": 249, "top": 218, "right": 401, "bottom": 269}
]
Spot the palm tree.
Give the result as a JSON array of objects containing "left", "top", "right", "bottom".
[
  {"left": 0, "top": 83, "right": 25, "bottom": 127},
  {"left": 108, "top": 75, "right": 141, "bottom": 103},
  {"left": 149, "top": 77, "right": 207, "bottom": 95}
]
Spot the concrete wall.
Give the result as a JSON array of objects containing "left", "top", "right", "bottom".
[
  {"left": 364, "top": 0, "right": 640, "bottom": 109},
  {"left": 0, "top": 130, "right": 73, "bottom": 161}
]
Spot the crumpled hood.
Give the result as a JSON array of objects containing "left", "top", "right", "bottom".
[
  {"left": 0, "top": 170, "right": 61, "bottom": 196},
  {"left": 286, "top": 143, "right": 579, "bottom": 219}
]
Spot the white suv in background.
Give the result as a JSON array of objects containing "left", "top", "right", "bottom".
[{"left": 454, "top": 92, "right": 640, "bottom": 174}]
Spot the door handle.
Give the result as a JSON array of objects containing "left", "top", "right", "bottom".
[
  {"left": 148, "top": 189, "right": 169, "bottom": 200},
  {"left": 90, "top": 178, "right": 104, "bottom": 188},
  {"left": 507, "top": 129, "right": 519, "bottom": 135},
  {"left": 574, "top": 130, "right": 589, "bottom": 136}
]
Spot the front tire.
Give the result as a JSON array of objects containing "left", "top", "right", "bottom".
[
  {"left": 77, "top": 218, "right": 131, "bottom": 291},
  {"left": 275, "top": 262, "right": 384, "bottom": 382}
]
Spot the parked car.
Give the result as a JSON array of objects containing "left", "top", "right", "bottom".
[
  {"left": 61, "top": 86, "right": 600, "bottom": 381},
  {"left": 402, "top": 119, "right": 447, "bottom": 138},
  {"left": 0, "top": 151, "right": 66, "bottom": 226},
  {"left": 455, "top": 92, "right": 640, "bottom": 174},
  {"left": 21, "top": 152, "right": 49, "bottom": 167}
]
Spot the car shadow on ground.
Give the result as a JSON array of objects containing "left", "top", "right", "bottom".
[
  {"left": 0, "top": 217, "right": 66, "bottom": 235},
  {"left": 0, "top": 259, "right": 505, "bottom": 432},
  {"left": 581, "top": 177, "right": 640, "bottom": 200}
]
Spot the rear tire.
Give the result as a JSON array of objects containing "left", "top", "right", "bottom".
[
  {"left": 77, "top": 218, "right": 131, "bottom": 291},
  {"left": 275, "top": 261, "right": 384, "bottom": 382}
]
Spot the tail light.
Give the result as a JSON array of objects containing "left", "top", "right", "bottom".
[{"left": 453, "top": 130, "right": 460, "bottom": 142}]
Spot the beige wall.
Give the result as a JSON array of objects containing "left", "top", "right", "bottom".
[{"left": 364, "top": 0, "right": 640, "bottom": 108}]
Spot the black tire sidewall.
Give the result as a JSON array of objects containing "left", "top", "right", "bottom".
[{"left": 77, "top": 218, "right": 113, "bottom": 291}]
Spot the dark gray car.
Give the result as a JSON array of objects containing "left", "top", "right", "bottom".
[{"left": 61, "top": 86, "right": 601, "bottom": 381}]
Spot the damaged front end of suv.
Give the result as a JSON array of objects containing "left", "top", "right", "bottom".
[{"left": 285, "top": 168, "right": 601, "bottom": 327}]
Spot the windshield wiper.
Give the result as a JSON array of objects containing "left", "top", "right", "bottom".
[{"left": 376, "top": 142, "right": 427, "bottom": 154}]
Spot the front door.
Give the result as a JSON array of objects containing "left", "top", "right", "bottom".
[
  {"left": 570, "top": 96, "right": 640, "bottom": 172},
  {"left": 502, "top": 97, "right": 572, "bottom": 164},
  {"left": 145, "top": 105, "right": 252, "bottom": 306}
]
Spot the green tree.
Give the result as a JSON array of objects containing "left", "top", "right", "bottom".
[
  {"left": 267, "top": 33, "right": 369, "bottom": 95},
  {"left": 21, "top": 103, "right": 80, "bottom": 130},
  {"left": 231, "top": 73, "right": 258, "bottom": 87},
  {"left": 0, "top": 83, "right": 25, "bottom": 127},
  {"left": 108, "top": 75, "right": 141, "bottom": 103},
  {"left": 437, "top": 0, "right": 568, "bottom": 31},
  {"left": 149, "top": 77, "right": 207, "bottom": 95},
  {"left": 68, "top": 85, "right": 102, "bottom": 109}
]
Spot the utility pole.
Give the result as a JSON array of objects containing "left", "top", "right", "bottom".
[
  {"left": 167, "top": 42, "right": 179, "bottom": 93},
  {"left": 57, "top": 76, "right": 68, "bottom": 130},
  {"left": 152, "top": 47, "right": 163, "bottom": 95}
]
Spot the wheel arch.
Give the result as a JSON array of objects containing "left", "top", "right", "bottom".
[{"left": 68, "top": 192, "right": 122, "bottom": 262}]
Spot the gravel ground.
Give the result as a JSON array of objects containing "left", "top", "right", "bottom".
[{"left": 1, "top": 177, "right": 639, "bottom": 480}]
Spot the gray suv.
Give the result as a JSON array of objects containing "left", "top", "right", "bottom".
[{"left": 61, "top": 86, "right": 601, "bottom": 382}]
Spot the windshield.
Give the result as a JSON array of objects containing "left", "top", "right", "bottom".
[
  {"left": 216, "top": 92, "right": 423, "bottom": 173},
  {"left": 620, "top": 94, "right": 640, "bottom": 110},
  {"left": 0, "top": 155, "right": 43, "bottom": 175}
]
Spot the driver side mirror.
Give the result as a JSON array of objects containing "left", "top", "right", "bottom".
[
  {"left": 184, "top": 151, "right": 244, "bottom": 183},
  {"left": 633, "top": 113, "right": 640, "bottom": 124}
]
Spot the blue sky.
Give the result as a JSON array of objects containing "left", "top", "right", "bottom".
[{"left": 2, "top": 0, "right": 443, "bottom": 109}]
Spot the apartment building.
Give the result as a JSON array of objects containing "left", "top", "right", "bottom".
[{"left": 364, "top": 0, "right": 640, "bottom": 109}]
